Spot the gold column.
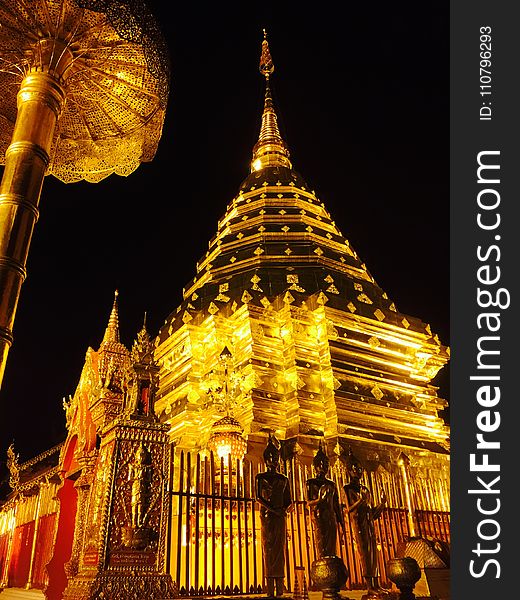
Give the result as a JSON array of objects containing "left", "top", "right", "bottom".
[
  {"left": 1, "top": 502, "right": 19, "bottom": 586},
  {"left": 25, "top": 484, "right": 44, "bottom": 589},
  {"left": 398, "top": 453, "right": 418, "bottom": 538},
  {"left": 65, "top": 451, "right": 98, "bottom": 579},
  {"left": 0, "top": 58, "right": 68, "bottom": 387}
]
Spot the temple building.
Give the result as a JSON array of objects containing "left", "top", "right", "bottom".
[{"left": 0, "top": 35, "right": 450, "bottom": 600}]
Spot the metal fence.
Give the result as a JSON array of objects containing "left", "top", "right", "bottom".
[{"left": 169, "top": 451, "right": 450, "bottom": 595}]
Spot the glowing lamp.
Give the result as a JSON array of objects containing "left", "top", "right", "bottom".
[{"left": 207, "top": 416, "right": 247, "bottom": 461}]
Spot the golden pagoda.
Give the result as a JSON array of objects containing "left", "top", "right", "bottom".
[
  {"left": 150, "top": 33, "right": 450, "bottom": 594},
  {"left": 154, "top": 33, "right": 449, "bottom": 470}
]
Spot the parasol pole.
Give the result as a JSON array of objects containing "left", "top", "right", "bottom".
[
  {"left": 0, "top": 40, "right": 71, "bottom": 387},
  {"left": 0, "top": 0, "right": 170, "bottom": 391}
]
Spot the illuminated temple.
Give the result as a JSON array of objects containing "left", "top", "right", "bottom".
[{"left": 0, "top": 36, "right": 450, "bottom": 600}]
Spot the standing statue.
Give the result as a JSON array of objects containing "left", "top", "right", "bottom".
[
  {"left": 306, "top": 443, "right": 349, "bottom": 600},
  {"left": 255, "top": 435, "right": 293, "bottom": 598},
  {"left": 306, "top": 443, "right": 345, "bottom": 558},
  {"left": 128, "top": 444, "right": 152, "bottom": 528},
  {"left": 343, "top": 448, "right": 387, "bottom": 596}
]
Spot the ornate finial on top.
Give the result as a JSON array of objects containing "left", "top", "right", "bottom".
[
  {"left": 7, "top": 443, "right": 20, "bottom": 491},
  {"left": 251, "top": 31, "right": 292, "bottom": 172},
  {"left": 62, "top": 394, "right": 75, "bottom": 428},
  {"left": 131, "top": 312, "right": 155, "bottom": 364},
  {"left": 102, "top": 290, "right": 121, "bottom": 345},
  {"left": 259, "top": 29, "right": 274, "bottom": 78}
]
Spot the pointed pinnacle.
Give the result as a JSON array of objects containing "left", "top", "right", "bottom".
[
  {"left": 251, "top": 31, "right": 291, "bottom": 172},
  {"left": 102, "top": 289, "right": 120, "bottom": 344},
  {"left": 259, "top": 29, "right": 274, "bottom": 78}
]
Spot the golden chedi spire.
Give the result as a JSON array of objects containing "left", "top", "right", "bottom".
[
  {"left": 102, "top": 290, "right": 121, "bottom": 345},
  {"left": 251, "top": 30, "right": 292, "bottom": 172},
  {"left": 179, "top": 30, "right": 375, "bottom": 303}
]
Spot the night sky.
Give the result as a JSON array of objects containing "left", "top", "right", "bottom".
[{"left": 0, "top": 3, "right": 449, "bottom": 471}]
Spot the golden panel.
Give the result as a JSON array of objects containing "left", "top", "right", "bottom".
[
  {"left": 357, "top": 293, "right": 373, "bottom": 304},
  {"left": 371, "top": 386, "right": 384, "bottom": 401},
  {"left": 368, "top": 336, "right": 381, "bottom": 348},
  {"left": 374, "top": 308, "right": 386, "bottom": 321}
]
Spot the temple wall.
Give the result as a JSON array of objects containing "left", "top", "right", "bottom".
[{"left": 0, "top": 480, "right": 60, "bottom": 590}]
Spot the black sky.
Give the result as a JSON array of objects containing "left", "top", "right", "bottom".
[{"left": 0, "top": 2, "right": 449, "bottom": 467}]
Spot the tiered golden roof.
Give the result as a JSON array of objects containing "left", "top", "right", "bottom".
[{"left": 154, "top": 35, "right": 449, "bottom": 457}]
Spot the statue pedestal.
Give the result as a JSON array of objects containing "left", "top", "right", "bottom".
[{"left": 310, "top": 555, "right": 349, "bottom": 600}]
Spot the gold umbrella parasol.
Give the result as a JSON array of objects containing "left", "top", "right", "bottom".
[{"left": 0, "top": 0, "right": 170, "bottom": 387}]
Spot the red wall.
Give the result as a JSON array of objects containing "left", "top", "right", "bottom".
[
  {"left": 45, "top": 480, "right": 77, "bottom": 600},
  {"left": 32, "top": 512, "right": 57, "bottom": 589},
  {"left": 7, "top": 521, "right": 35, "bottom": 588},
  {"left": 0, "top": 531, "right": 9, "bottom": 583}
]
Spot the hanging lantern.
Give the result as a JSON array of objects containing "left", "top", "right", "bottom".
[{"left": 207, "top": 416, "right": 247, "bottom": 461}]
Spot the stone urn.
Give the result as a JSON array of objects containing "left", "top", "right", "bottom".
[
  {"left": 386, "top": 557, "right": 421, "bottom": 600},
  {"left": 310, "top": 555, "right": 349, "bottom": 600}
]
